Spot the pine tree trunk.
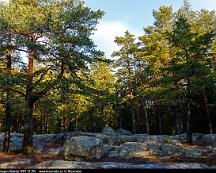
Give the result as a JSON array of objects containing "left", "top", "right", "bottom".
[
  {"left": 3, "top": 36, "right": 12, "bottom": 153},
  {"left": 144, "top": 102, "right": 150, "bottom": 134},
  {"left": 186, "top": 78, "right": 192, "bottom": 144},
  {"left": 136, "top": 109, "right": 140, "bottom": 133},
  {"left": 131, "top": 108, "right": 136, "bottom": 133},
  {"left": 186, "top": 101, "right": 192, "bottom": 144},
  {"left": 203, "top": 90, "right": 213, "bottom": 134},
  {"left": 157, "top": 112, "right": 162, "bottom": 135},
  {"left": 155, "top": 104, "right": 162, "bottom": 135},
  {"left": 22, "top": 42, "right": 35, "bottom": 154},
  {"left": 176, "top": 113, "right": 184, "bottom": 134},
  {"left": 3, "top": 86, "right": 12, "bottom": 152},
  {"left": 23, "top": 98, "right": 34, "bottom": 153}
]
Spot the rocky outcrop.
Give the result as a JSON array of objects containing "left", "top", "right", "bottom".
[
  {"left": 0, "top": 159, "right": 32, "bottom": 169},
  {"left": 103, "top": 144, "right": 115, "bottom": 157},
  {"left": 115, "top": 128, "right": 133, "bottom": 135},
  {"left": 109, "top": 142, "right": 149, "bottom": 159},
  {"left": 102, "top": 127, "right": 115, "bottom": 135},
  {"left": 198, "top": 134, "right": 216, "bottom": 147},
  {"left": 64, "top": 136, "right": 103, "bottom": 161},
  {"left": 31, "top": 160, "right": 210, "bottom": 169}
]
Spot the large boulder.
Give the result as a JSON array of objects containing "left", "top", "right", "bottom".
[
  {"left": 103, "top": 144, "right": 115, "bottom": 157},
  {"left": 115, "top": 128, "right": 133, "bottom": 136},
  {"left": 47, "top": 147, "right": 64, "bottom": 156},
  {"left": 184, "top": 147, "right": 203, "bottom": 158},
  {"left": 64, "top": 136, "right": 103, "bottom": 161},
  {"left": 52, "top": 132, "right": 66, "bottom": 145},
  {"left": 93, "top": 133, "right": 138, "bottom": 146},
  {"left": 146, "top": 143, "right": 161, "bottom": 155},
  {"left": 102, "top": 127, "right": 115, "bottom": 135},
  {"left": 109, "top": 142, "right": 149, "bottom": 159},
  {"left": 198, "top": 134, "right": 216, "bottom": 147},
  {"left": 159, "top": 144, "right": 185, "bottom": 156}
]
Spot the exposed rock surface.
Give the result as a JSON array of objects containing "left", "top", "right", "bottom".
[
  {"left": 109, "top": 142, "right": 149, "bottom": 159},
  {"left": 115, "top": 128, "right": 133, "bottom": 135},
  {"left": 31, "top": 160, "right": 209, "bottom": 169},
  {"left": 103, "top": 144, "right": 115, "bottom": 157},
  {"left": 199, "top": 134, "right": 216, "bottom": 147},
  {"left": 64, "top": 136, "right": 103, "bottom": 161},
  {"left": 1, "top": 131, "right": 216, "bottom": 169},
  {"left": 102, "top": 127, "right": 115, "bottom": 135}
]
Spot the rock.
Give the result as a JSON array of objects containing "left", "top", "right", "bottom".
[
  {"left": 164, "top": 163, "right": 209, "bottom": 169},
  {"left": 47, "top": 147, "right": 64, "bottom": 156},
  {"left": 184, "top": 147, "right": 203, "bottom": 158},
  {"left": 32, "top": 160, "right": 97, "bottom": 169},
  {"left": 7, "top": 133, "right": 23, "bottom": 152},
  {"left": 115, "top": 128, "right": 133, "bottom": 136},
  {"left": 207, "top": 152, "right": 216, "bottom": 157},
  {"left": 159, "top": 144, "right": 184, "bottom": 156},
  {"left": 31, "top": 160, "right": 210, "bottom": 169},
  {"left": 146, "top": 143, "right": 161, "bottom": 155},
  {"left": 94, "top": 134, "right": 138, "bottom": 146},
  {"left": 109, "top": 142, "right": 149, "bottom": 159},
  {"left": 53, "top": 132, "right": 66, "bottom": 145},
  {"left": 0, "top": 159, "right": 32, "bottom": 169},
  {"left": 64, "top": 136, "right": 103, "bottom": 161},
  {"left": 199, "top": 134, "right": 216, "bottom": 147},
  {"left": 102, "top": 127, "right": 115, "bottom": 135},
  {"left": 0, "top": 163, "right": 16, "bottom": 169},
  {"left": 103, "top": 144, "right": 115, "bottom": 157}
]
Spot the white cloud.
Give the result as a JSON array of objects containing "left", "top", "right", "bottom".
[{"left": 91, "top": 21, "right": 142, "bottom": 59}]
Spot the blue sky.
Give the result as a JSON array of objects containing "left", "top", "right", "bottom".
[{"left": 84, "top": 0, "right": 216, "bottom": 58}]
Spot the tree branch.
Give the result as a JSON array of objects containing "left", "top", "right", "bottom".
[
  {"left": 10, "top": 87, "right": 26, "bottom": 97},
  {"left": 33, "top": 65, "right": 53, "bottom": 87}
]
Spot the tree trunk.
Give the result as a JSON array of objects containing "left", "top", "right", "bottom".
[
  {"left": 22, "top": 41, "right": 35, "bottom": 154},
  {"left": 144, "top": 102, "right": 150, "bottom": 134},
  {"left": 3, "top": 85, "right": 12, "bottom": 152},
  {"left": 203, "top": 90, "right": 213, "bottom": 134},
  {"left": 131, "top": 108, "right": 136, "bottom": 133},
  {"left": 3, "top": 35, "right": 12, "bottom": 153},
  {"left": 23, "top": 98, "right": 34, "bottom": 153},
  {"left": 155, "top": 104, "right": 162, "bottom": 135},
  {"left": 186, "top": 78, "right": 192, "bottom": 144},
  {"left": 157, "top": 112, "right": 162, "bottom": 135},
  {"left": 136, "top": 109, "right": 140, "bottom": 133},
  {"left": 175, "top": 113, "right": 184, "bottom": 135},
  {"left": 186, "top": 101, "right": 192, "bottom": 144}
]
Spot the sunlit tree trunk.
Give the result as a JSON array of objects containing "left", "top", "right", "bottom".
[
  {"left": 23, "top": 40, "right": 35, "bottom": 153},
  {"left": 3, "top": 35, "right": 12, "bottom": 152}
]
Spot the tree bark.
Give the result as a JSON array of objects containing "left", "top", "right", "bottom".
[
  {"left": 23, "top": 98, "right": 34, "bottom": 153},
  {"left": 131, "top": 108, "right": 136, "bottom": 133},
  {"left": 186, "top": 77, "right": 192, "bottom": 144},
  {"left": 3, "top": 47, "right": 12, "bottom": 152},
  {"left": 144, "top": 102, "right": 150, "bottom": 134},
  {"left": 155, "top": 104, "right": 162, "bottom": 135},
  {"left": 22, "top": 42, "right": 35, "bottom": 153},
  {"left": 175, "top": 113, "right": 184, "bottom": 134},
  {"left": 203, "top": 90, "right": 213, "bottom": 134}
]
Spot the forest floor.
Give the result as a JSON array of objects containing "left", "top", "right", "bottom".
[{"left": 1, "top": 141, "right": 216, "bottom": 169}]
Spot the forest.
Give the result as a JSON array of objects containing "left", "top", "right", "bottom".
[{"left": 0, "top": 0, "right": 216, "bottom": 155}]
